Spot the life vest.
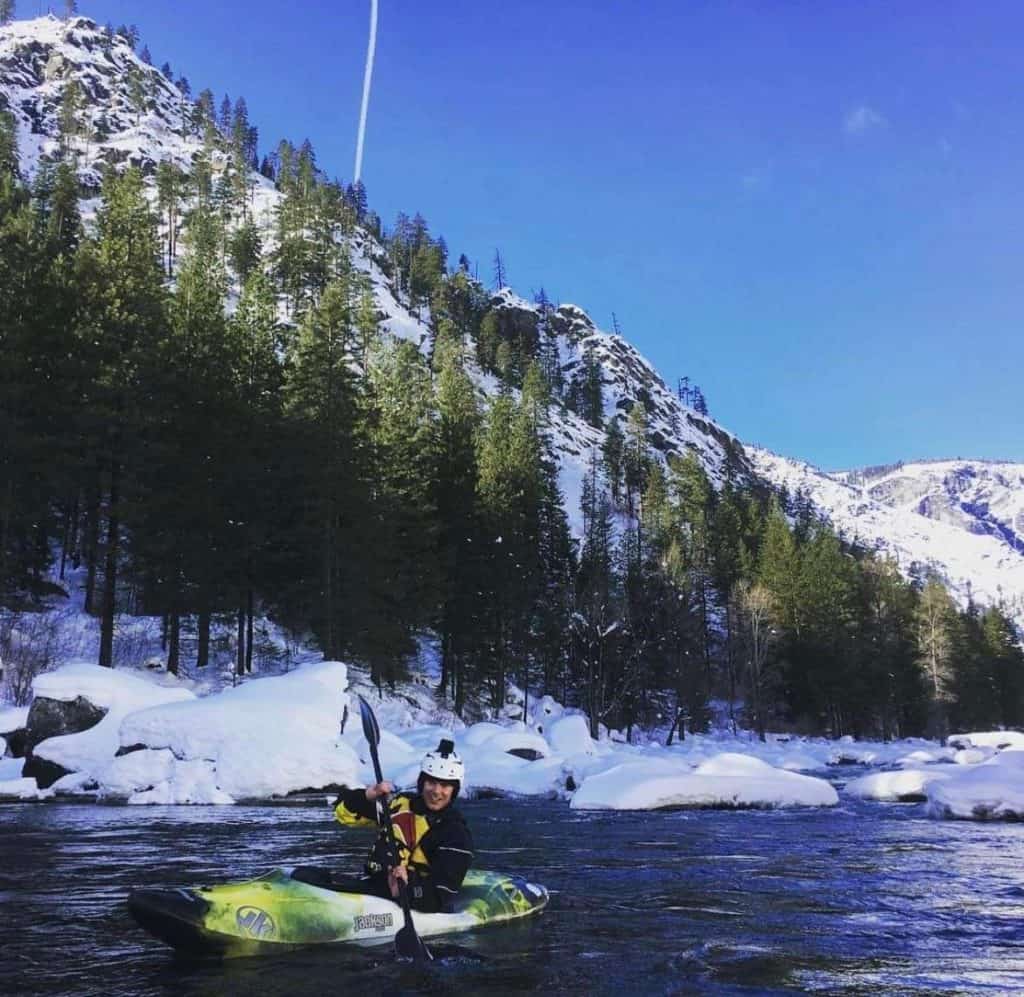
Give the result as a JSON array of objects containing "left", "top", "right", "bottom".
[{"left": 335, "top": 792, "right": 434, "bottom": 873}]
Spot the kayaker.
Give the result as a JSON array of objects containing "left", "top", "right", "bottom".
[{"left": 295, "top": 738, "right": 474, "bottom": 913}]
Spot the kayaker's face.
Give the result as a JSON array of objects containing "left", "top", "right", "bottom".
[{"left": 422, "top": 776, "right": 455, "bottom": 811}]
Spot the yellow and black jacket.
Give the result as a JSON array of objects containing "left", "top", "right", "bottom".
[{"left": 334, "top": 788, "right": 474, "bottom": 913}]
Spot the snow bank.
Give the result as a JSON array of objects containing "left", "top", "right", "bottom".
[
  {"left": 570, "top": 753, "right": 838, "bottom": 810},
  {"left": 547, "top": 714, "right": 596, "bottom": 757},
  {"left": 0, "top": 705, "right": 29, "bottom": 733},
  {"left": 461, "top": 722, "right": 550, "bottom": 760},
  {"left": 845, "top": 767, "right": 954, "bottom": 802},
  {"left": 0, "top": 755, "right": 40, "bottom": 798},
  {"left": 117, "top": 660, "right": 359, "bottom": 803},
  {"left": 13, "top": 664, "right": 1024, "bottom": 814},
  {"left": 31, "top": 662, "right": 195, "bottom": 776},
  {"left": 948, "top": 731, "right": 1024, "bottom": 751},
  {"left": 926, "top": 749, "right": 1024, "bottom": 820}
]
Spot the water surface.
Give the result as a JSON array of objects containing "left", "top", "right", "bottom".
[{"left": 3, "top": 782, "right": 1023, "bottom": 995}]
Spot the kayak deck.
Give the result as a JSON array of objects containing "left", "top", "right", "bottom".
[{"left": 129, "top": 867, "right": 548, "bottom": 957}]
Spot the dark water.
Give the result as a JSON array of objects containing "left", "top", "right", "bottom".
[{"left": 3, "top": 781, "right": 1024, "bottom": 996}]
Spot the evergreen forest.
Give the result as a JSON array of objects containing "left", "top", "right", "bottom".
[{"left": 1, "top": 85, "right": 1021, "bottom": 742}]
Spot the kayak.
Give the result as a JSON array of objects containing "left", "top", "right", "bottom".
[{"left": 128, "top": 867, "right": 549, "bottom": 957}]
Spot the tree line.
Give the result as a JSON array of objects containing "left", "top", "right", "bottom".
[{"left": 1, "top": 99, "right": 1021, "bottom": 738}]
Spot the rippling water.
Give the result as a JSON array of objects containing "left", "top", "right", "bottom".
[{"left": 3, "top": 778, "right": 1024, "bottom": 995}]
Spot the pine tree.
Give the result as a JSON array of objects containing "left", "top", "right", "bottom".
[
  {"left": 602, "top": 417, "right": 625, "bottom": 508},
  {"left": 357, "top": 340, "right": 440, "bottom": 687},
  {"left": 535, "top": 288, "right": 562, "bottom": 396},
  {"left": 283, "top": 274, "right": 364, "bottom": 659},
  {"left": 127, "top": 66, "right": 147, "bottom": 125},
  {"left": 0, "top": 105, "right": 17, "bottom": 178},
  {"left": 981, "top": 607, "right": 1024, "bottom": 728},
  {"left": 76, "top": 168, "right": 168, "bottom": 665},
  {"left": 623, "top": 403, "right": 651, "bottom": 517},
  {"left": 227, "top": 221, "right": 262, "bottom": 283},
  {"left": 154, "top": 161, "right": 184, "bottom": 274},
  {"left": 0, "top": 124, "right": 62, "bottom": 594},
  {"left": 856, "top": 557, "right": 926, "bottom": 738},
  {"left": 0, "top": 2, "right": 15, "bottom": 27},
  {"left": 225, "top": 270, "right": 284, "bottom": 674},
  {"left": 532, "top": 432, "right": 575, "bottom": 711},
  {"left": 575, "top": 344, "right": 604, "bottom": 428},
  {"left": 476, "top": 395, "right": 543, "bottom": 710},
  {"left": 46, "top": 161, "right": 81, "bottom": 257},
  {"left": 433, "top": 351, "right": 482, "bottom": 713},
  {"left": 231, "top": 97, "right": 250, "bottom": 155},
  {"left": 797, "top": 524, "right": 860, "bottom": 735},
  {"left": 219, "top": 95, "right": 232, "bottom": 135},
  {"left": 58, "top": 80, "right": 83, "bottom": 157},
  {"left": 668, "top": 450, "right": 715, "bottom": 717},
  {"left": 139, "top": 196, "right": 232, "bottom": 670},
  {"left": 710, "top": 484, "right": 749, "bottom": 730}
]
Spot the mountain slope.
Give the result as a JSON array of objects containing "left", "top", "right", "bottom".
[
  {"left": 751, "top": 450, "right": 1024, "bottom": 621},
  {"left": 2, "top": 14, "right": 1022, "bottom": 622}
]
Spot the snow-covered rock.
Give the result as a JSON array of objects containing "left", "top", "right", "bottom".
[
  {"left": 845, "top": 767, "right": 954, "bottom": 802},
  {"left": 949, "top": 731, "right": 1024, "bottom": 751},
  {"left": 28, "top": 662, "right": 194, "bottom": 785},
  {"left": 570, "top": 753, "right": 838, "bottom": 811},
  {"left": 926, "top": 749, "right": 1024, "bottom": 820},
  {"left": 116, "top": 660, "right": 359, "bottom": 802},
  {"left": 546, "top": 714, "right": 597, "bottom": 757}
]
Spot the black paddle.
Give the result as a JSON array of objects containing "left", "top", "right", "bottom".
[{"left": 357, "top": 694, "right": 433, "bottom": 962}]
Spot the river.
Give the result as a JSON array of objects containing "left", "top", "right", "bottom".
[{"left": 3, "top": 780, "right": 1023, "bottom": 995}]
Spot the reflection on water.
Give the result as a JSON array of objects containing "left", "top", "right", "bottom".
[{"left": 3, "top": 786, "right": 1024, "bottom": 996}]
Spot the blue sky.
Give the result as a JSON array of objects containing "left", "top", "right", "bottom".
[{"left": 67, "top": 0, "right": 1024, "bottom": 469}]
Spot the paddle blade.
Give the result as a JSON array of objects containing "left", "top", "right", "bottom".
[
  {"left": 357, "top": 694, "right": 381, "bottom": 748},
  {"left": 396, "top": 922, "right": 432, "bottom": 962}
]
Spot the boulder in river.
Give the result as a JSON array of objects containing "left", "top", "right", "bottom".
[{"left": 22, "top": 695, "right": 108, "bottom": 789}]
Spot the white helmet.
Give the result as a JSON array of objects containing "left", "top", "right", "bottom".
[{"left": 420, "top": 738, "right": 464, "bottom": 783}]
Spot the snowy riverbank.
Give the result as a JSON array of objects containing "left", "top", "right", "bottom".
[{"left": 1, "top": 661, "right": 1022, "bottom": 819}]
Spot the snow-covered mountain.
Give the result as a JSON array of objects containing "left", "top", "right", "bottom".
[
  {"left": 3, "top": 14, "right": 1023, "bottom": 621},
  {"left": 751, "top": 450, "right": 1024, "bottom": 621},
  {"left": 0, "top": 15, "right": 201, "bottom": 187},
  {"left": 0, "top": 15, "right": 750, "bottom": 526}
]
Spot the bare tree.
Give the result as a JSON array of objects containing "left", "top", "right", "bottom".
[
  {"left": 492, "top": 249, "right": 507, "bottom": 290},
  {"left": 915, "top": 577, "right": 955, "bottom": 736},
  {"left": 735, "top": 580, "right": 775, "bottom": 741}
]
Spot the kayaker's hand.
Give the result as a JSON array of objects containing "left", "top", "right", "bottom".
[
  {"left": 365, "top": 780, "right": 394, "bottom": 802},
  {"left": 388, "top": 864, "right": 408, "bottom": 898}
]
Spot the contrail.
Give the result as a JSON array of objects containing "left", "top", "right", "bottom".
[{"left": 353, "top": 0, "right": 378, "bottom": 185}]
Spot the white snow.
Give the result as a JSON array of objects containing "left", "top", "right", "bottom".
[
  {"left": 546, "top": 714, "right": 597, "bottom": 757},
  {"left": 845, "top": 767, "right": 954, "bottom": 801},
  {"left": 30, "top": 662, "right": 194, "bottom": 777},
  {"left": 925, "top": 749, "right": 1024, "bottom": 820},
  {"left": 570, "top": 753, "right": 838, "bottom": 811},
  {"left": 116, "top": 660, "right": 360, "bottom": 802},
  {"left": 749, "top": 449, "right": 1024, "bottom": 626},
  {"left": 949, "top": 730, "right": 1024, "bottom": 751},
  {"left": 7, "top": 655, "right": 1024, "bottom": 821},
  {"left": 0, "top": 705, "right": 29, "bottom": 733}
]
